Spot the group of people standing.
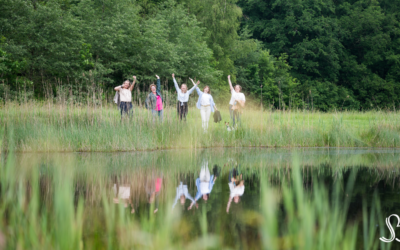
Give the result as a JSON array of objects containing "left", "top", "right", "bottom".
[{"left": 114, "top": 74, "right": 246, "bottom": 130}]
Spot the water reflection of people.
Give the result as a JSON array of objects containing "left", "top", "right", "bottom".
[
  {"left": 172, "top": 181, "right": 196, "bottom": 210},
  {"left": 145, "top": 172, "right": 163, "bottom": 213},
  {"left": 113, "top": 176, "right": 135, "bottom": 214},
  {"left": 195, "top": 161, "right": 218, "bottom": 202},
  {"left": 226, "top": 168, "right": 245, "bottom": 213}
]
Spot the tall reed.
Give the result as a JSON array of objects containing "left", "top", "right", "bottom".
[{"left": 1, "top": 101, "right": 400, "bottom": 152}]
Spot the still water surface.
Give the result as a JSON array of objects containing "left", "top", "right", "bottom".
[{"left": 21, "top": 148, "right": 400, "bottom": 249}]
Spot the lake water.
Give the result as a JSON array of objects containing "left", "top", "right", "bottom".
[{"left": 17, "top": 148, "right": 400, "bottom": 249}]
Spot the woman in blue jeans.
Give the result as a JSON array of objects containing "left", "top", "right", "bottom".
[
  {"left": 145, "top": 75, "right": 163, "bottom": 122},
  {"left": 114, "top": 76, "right": 136, "bottom": 120}
]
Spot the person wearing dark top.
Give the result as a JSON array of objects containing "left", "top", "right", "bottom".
[{"left": 145, "top": 75, "right": 164, "bottom": 122}]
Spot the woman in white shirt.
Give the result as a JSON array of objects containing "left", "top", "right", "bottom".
[
  {"left": 228, "top": 75, "right": 245, "bottom": 127},
  {"left": 190, "top": 79, "right": 217, "bottom": 131},
  {"left": 172, "top": 73, "right": 198, "bottom": 121},
  {"left": 114, "top": 76, "right": 136, "bottom": 119}
]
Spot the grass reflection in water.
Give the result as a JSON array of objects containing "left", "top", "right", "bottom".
[{"left": 1, "top": 148, "right": 399, "bottom": 249}]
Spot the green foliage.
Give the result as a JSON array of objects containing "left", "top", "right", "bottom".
[
  {"left": 1, "top": 0, "right": 400, "bottom": 110},
  {"left": 0, "top": 37, "right": 26, "bottom": 82},
  {"left": 0, "top": 0, "right": 218, "bottom": 97},
  {"left": 79, "top": 43, "right": 94, "bottom": 69},
  {"left": 136, "top": 1, "right": 215, "bottom": 81},
  {"left": 238, "top": 0, "right": 400, "bottom": 110},
  {"left": 183, "top": 0, "right": 242, "bottom": 75},
  {"left": 235, "top": 50, "right": 300, "bottom": 109}
]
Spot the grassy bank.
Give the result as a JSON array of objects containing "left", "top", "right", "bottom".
[{"left": 1, "top": 102, "right": 400, "bottom": 152}]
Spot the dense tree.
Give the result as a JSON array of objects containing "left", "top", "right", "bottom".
[
  {"left": 1, "top": 0, "right": 400, "bottom": 110},
  {"left": 0, "top": 0, "right": 216, "bottom": 99},
  {"left": 238, "top": 0, "right": 400, "bottom": 110}
]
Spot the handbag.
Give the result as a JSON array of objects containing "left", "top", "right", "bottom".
[
  {"left": 213, "top": 110, "right": 222, "bottom": 123},
  {"left": 113, "top": 91, "right": 120, "bottom": 106}
]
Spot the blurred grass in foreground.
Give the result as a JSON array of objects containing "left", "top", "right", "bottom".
[{"left": 0, "top": 137, "right": 394, "bottom": 249}]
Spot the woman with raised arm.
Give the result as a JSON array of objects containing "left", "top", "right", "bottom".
[
  {"left": 228, "top": 75, "right": 245, "bottom": 127},
  {"left": 190, "top": 78, "right": 217, "bottom": 132},
  {"left": 114, "top": 76, "right": 136, "bottom": 119},
  {"left": 172, "top": 73, "right": 198, "bottom": 121},
  {"left": 145, "top": 75, "right": 163, "bottom": 122}
]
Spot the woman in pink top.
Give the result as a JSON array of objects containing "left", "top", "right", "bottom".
[{"left": 145, "top": 75, "right": 163, "bottom": 122}]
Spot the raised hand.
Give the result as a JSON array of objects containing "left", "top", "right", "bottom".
[
  {"left": 196, "top": 80, "right": 200, "bottom": 85},
  {"left": 228, "top": 74, "right": 233, "bottom": 90},
  {"left": 172, "top": 73, "right": 175, "bottom": 78},
  {"left": 155, "top": 75, "right": 160, "bottom": 79},
  {"left": 130, "top": 76, "right": 137, "bottom": 91},
  {"left": 189, "top": 78, "right": 196, "bottom": 86}
]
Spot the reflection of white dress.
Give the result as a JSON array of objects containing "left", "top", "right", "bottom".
[
  {"left": 113, "top": 184, "right": 130, "bottom": 199},
  {"left": 228, "top": 182, "right": 244, "bottom": 198},
  {"left": 200, "top": 163, "right": 211, "bottom": 194}
]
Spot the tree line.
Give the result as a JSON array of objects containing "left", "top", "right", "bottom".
[{"left": 1, "top": 0, "right": 400, "bottom": 110}]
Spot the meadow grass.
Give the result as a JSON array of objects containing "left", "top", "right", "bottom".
[{"left": 1, "top": 101, "right": 400, "bottom": 152}]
